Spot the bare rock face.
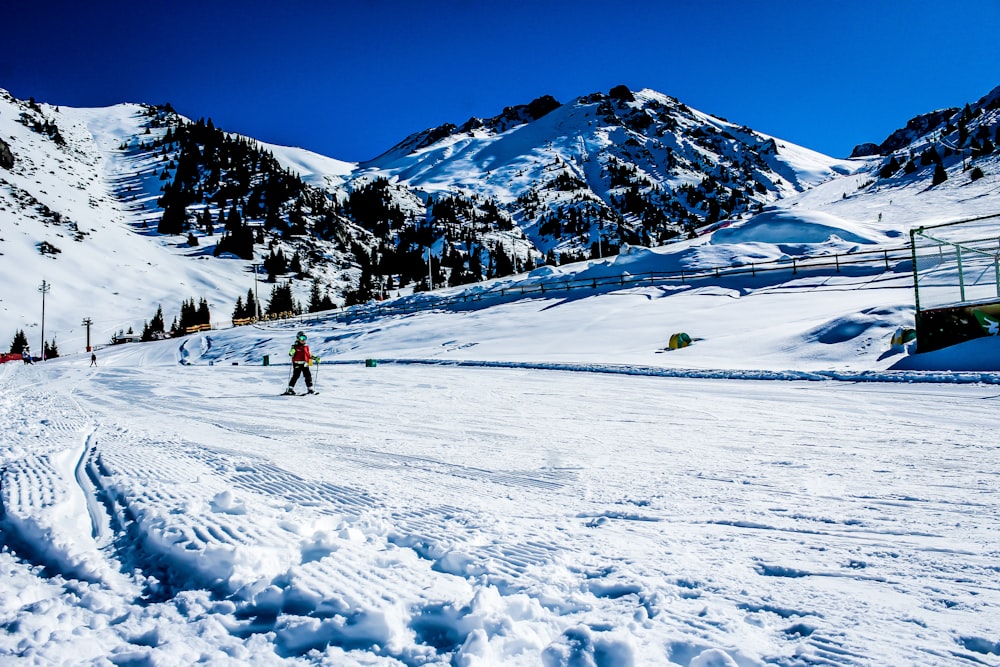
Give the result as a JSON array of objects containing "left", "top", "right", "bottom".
[{"left": 0, "top": 138, "right": 13, "bottom": 169}]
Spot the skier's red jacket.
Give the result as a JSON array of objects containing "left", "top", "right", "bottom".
[{"left": 289, "top": 342, "right": 311, "bottom": 365}]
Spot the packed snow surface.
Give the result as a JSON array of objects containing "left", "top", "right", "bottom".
[{"left": 3, "top": 275, "right": 1000, "bottom": 666}]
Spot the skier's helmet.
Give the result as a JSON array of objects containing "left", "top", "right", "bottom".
[{"left": 297, "top": 332, "right": 307, "bottom": 342}]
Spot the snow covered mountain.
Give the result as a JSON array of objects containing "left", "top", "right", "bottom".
[
  {"left": 1, "top": 83, "right": 998, "bottom": 356},
  {"left": 0, "top": 92, "right": 367, "bottom": 351},
  {"left": 357, "top": 86, "right": 856, "bottom": 251}
]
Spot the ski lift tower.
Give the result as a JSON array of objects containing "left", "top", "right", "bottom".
[{"left": 910, "top": 213, "right": 1000, "bottom": 352}]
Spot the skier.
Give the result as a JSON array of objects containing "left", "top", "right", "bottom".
[
  {"left": 90, "top": 352, "right": 97, "bottom": 366},
  {"left": 21, "top": 347, "right": 32, "bottom": 365},
  {"left": 284, "top": 332, "right": 317, "bottom": 395}
]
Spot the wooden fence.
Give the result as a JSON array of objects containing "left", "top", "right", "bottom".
[{"left": 326, "top": 243, "right": 918, "bottom": 324}]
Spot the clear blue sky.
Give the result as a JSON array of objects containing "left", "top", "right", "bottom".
[{"left": 4, "top": 0, "right": 999, "bottom": 161}]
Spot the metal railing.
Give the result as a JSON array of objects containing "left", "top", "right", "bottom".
[
  {"left": 242, "top": 213, "right": 998, "bottom": 330},
  {"left": 910, "top": 213, "right": 1000, "bottom": 312}
]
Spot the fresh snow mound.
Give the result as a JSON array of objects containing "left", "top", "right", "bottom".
[{"left": 711, "top": 210, "right": 887, "bottom": 246}]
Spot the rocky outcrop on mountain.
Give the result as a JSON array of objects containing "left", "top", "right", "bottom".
[
  {"left": 864, "top": 84, "right": 1000, "bottom": 185},
  {"left": 852, "top": 109, "right": 958, "bottom": 157},
  {"left": 0, "top": 137, "right": 13, "bottom": 169}
]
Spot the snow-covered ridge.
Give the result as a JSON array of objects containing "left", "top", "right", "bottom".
[
  {"left": 0, "top": 92, "right": 264, "bottom": 351},
  {"left": 262, "top": 141, "right": 356, "bottom": 190}
]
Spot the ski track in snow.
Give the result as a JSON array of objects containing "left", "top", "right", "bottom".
[{"left": 2, "top": 359, "right": 1000, "bottom": 665}]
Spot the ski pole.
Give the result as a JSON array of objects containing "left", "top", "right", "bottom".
[{"left": 313, "top": 357, "right": 320, "bottom": 390}]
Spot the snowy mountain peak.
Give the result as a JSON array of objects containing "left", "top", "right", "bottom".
[
  {"left": 376, "top": 93, "right": 564, "bottom": 160},
  {"left": 357, "top": 84, "right": 858, "bottom": 263}
]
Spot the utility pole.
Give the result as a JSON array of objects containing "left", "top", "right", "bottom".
[
  {"left": 251, "top": 263, "right": 262, "bottom": 318},
  {"left": 426, "top": 247, "right": 433, "bottom": 291},
  {"left": 82, "top": 317, "right": 93, "bottom": 352},
  {"left": 38, "top": 280, "right": 50, "bottom": 361}
]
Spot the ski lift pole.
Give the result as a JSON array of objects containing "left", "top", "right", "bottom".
[
  {"left": 956, "top": 245, "right": 965, "bottom": 302},
  {"left": 427, "top": 246, "right": 433, "bottom": 290},
  {"left": 909, "top": 228, "right": 922, "bottom": 315},
  {"left": 995, "top": 253, "right": 1000, "bottom": 298},
  {"left": 39, "top": 280, "right": 50, "bottom": 361}
]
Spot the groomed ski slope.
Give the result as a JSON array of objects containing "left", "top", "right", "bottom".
[{"left": 2, "top": 304, "right": 1000, "bottom": 666}]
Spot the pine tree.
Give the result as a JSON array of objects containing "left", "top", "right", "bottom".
[
  {"left": 266, "top": 282, "right": 296, "bottom": 315},
  {"left": 200, "top": 208, "right": 214, "bottom": 236},
  {"left": 157, "top": 200, "right": 188, "bottom": 235},
  {"left": 345, "top": 267, "right": 376, "bottom": 306},
  {"left": 245, "top": 288, "right": 259, "bottom": 319},
  {"left": 179, "top": 298, "right": 197, "bottom": 330},
  {"left": 494, "top": 245, "right": 514, "bottom": 277},
  {"left": 879, "top": 155, "right": 901, "bottom": 179},
  {"left": 921, "top": 146, "right": 942, "bottom": 166},
  {"left": 197, "top": 298, "right": 211, "bottom": 326},
  {"left": 232, "top": 295, "right": 245, "bottom": 320},
  {"left": 9, "top": 329, "right": 28, "bottom": 354},
  {"left": 264, "top": 248, "right": 288, "bottom": 278},
  {"left": 226, "top": 205, "right": 243, "bottom": 233},
  {"left": 308, "top": 279, "right": 324, "bottom": 313},
  {"left": 43, "top": 338, "right": 59, "bottom": 359},
  {"left": 142, "top": 305, "right": 166, "bottom": 341},
  {"left": 932, "top": 162, "right": 948, "bottom": 186}
]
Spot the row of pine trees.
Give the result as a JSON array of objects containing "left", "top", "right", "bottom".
[
  {"left": 232, "top": 279, "right": 336, "bottom": 321},
  {"left": 140, "top": 298, "right": 211, "bottom": 341},
  {"left": 7, "top": 329, "right": 59, "bottom": 358}
]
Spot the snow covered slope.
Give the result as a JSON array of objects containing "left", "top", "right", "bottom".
[
  {"left": 0, "top": 93, "right": 263, "bottom": 349},
  {"left": 1, "top": 293, "right": 999, "bottom": 665},
  {"left": 264, "top": 141, "right": 356, "bottom": 190}
]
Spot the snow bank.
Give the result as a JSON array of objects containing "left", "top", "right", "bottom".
[{"left": 711, "top": 209, "right": 888, "bottom": 246}]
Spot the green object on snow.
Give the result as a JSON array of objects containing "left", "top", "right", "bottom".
[
  {"left": 973, "top": 310, "right": 1000, "bottom": 336},
  {"left": 668, "top": 332, "right": 692, "bottom": 350}
]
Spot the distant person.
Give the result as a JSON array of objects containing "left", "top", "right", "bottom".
[
  {"left": 284, "top": 332, "right": 317, "bottom": 395},
  {"left": 90, "top": 352, "right": 97, "bottom": 366},
  {"left": 21, "top": 347, "right": 32, "bottom": 365}
]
